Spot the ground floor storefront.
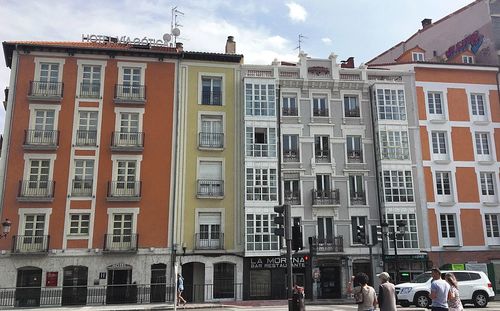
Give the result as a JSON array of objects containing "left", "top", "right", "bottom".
[{"left": 384, "top": 254, "right": 429, "bottom": 283}]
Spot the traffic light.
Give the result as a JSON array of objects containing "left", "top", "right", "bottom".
[
  {"left": 356, "top": 225, "right": 366, "bottom": 244},
  {"left": 292, "top": 218, "right": 303, "bottom": 251},
  {"left": 274, "top": 204, "right": 291, "bottom": 238},
  {"left": 371, "top": 225, "right": 383, "bottom": 245}
]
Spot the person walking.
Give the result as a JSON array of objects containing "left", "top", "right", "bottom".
[
  {"left": 377, "top": 272, "right": 397, "bottom": 311},
  {"left": 430, "top": 267, "right": 450, "bottom": 311},
  {"left": 347, "top": 272, "right": 378, "bottom": 311},
  {"left": 445, "top": 273, "right": 463, "bottom": 311},
  {"left": 177, "top": 273, "right": 187, "bottom": 306}
]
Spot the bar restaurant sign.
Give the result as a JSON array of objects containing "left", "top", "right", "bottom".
[
  {"left": 250, "top": 256, "right": 306, "bottom": 269},
  {"left": 82, "top": 34, "right": 169, "bottom": 47}
]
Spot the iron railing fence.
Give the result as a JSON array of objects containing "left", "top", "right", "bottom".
[
  {"left": 114, "top": 84, "right": 146, "bottom": 102},
  {"left": 103, "top": 234, "right": 139, "bottom": 252},
  {"left": 29, "top": 81, "right": 64, "bottom": 98},
  {"left": 80, "top": 82, "right": 101, "bottom": 98},
  {"left": 18, "top": 180, "right": 55, "bottom": 199},
  {"left": 312, "top": 189, "right": 340, "bottom": 205},
  {"left": 24, "top": 130, "right": 59, "bottom": 146},
  {"left": 197, "top": 180, "right": 224, "bottom": 197},
  {"left": 194, "top": 233, "right": 224, "bottom": 250},
  {"left": 11, "top": 235, "right": 50, "bottom": 253},
  {"left": 75, "top": 130, "right": 97, "bottom": 146},
  {"left": 199, "top": 132, "right": 224, "bottom": 148}
]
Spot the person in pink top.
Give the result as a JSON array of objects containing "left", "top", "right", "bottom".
[{"left": 445, "top": 273, "right": 463, "bottom": 311}]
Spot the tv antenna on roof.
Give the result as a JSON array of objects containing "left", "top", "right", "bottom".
[
  {"left": 170, "top": 6, "right": 184, "bottom": 45},
  {"left": 295, "top": 34, "right": 307, "bottom": 53}
]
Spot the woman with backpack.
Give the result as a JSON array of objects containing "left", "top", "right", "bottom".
[{"left": 347, "top": 272, "right": 378, "bottom": 311}]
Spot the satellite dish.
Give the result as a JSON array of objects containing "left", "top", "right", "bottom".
[
  {"left": 163, "top": 33, "right": 172, "bottom": 42},
  {"left": 172, "top": 28, "right": 181, "bottom": 36}
]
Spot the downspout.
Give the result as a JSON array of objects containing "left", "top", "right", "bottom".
[{"left": 0, "top": 47, "right": 19, "bottom": 220}]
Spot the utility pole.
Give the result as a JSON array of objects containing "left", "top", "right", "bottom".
[{"left": 274, "top": 204, "right": 293, "bottom": 311}]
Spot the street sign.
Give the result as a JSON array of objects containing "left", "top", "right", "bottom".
[{"left": 313, "top": 268, "right": 321, "bottom": 281}]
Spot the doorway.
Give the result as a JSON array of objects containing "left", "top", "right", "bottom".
[
  {"left": 62, "top": 266, "right": 88, "bottom": 305},
  {"left": 318, "top": 266, "right": 341, "bottom": 298},
  {"left": 150, "top": 263, "right": 167, "bottom": 302},
  {"left": 353, "top": 261, "right": 372, "bottom": 285},
  {"left": 182, "top": 262, "right": 205, "bottom": 302},
  {"left": 15, "top": 267, "right": 42, "bottom": 307},
  {"left": 106, "top": 265, "right": 134, "bottom": 304}
]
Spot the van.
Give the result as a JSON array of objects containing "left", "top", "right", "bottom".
[{"left": 395, "top": 270, "right": 495, "bottom": 308}]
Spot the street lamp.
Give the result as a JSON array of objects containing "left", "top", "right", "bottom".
[
  {"left": 381, "top": 220, "right": 407, "bottom": 284},
  {"left": 0, "top": 219, "right": 11, "bottom": 239}
]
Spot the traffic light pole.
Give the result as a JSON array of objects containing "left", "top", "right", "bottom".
[{"left": 286, "top": 233, "right": 293, "bottom": 311}]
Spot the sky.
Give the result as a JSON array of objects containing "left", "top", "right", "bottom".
[{"left": 0, "top": 0, "right": 476, "bottom": 132}]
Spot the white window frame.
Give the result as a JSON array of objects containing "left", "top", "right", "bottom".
[
  {"left": 462, "top": 55, "right": 474, "bottom": 64},
  {"left": 375, "top": 87, "right": 407, "bottom": 121},
  {"left": 346, "top": 135, "right": 363, "bottom": 163},
  {"left": 469, "top": 92, "right": 488, "bottom": 123},
  {"left": 382, "top": 170, "right": 414, "bottom": 203},
  {"left": 117, "top": 62, "right": 146, "bottom": 86},
  {"left": 195, "top": 208, "right": 225, "bottom": 248},
  {"left": 434, "top": 171, "right": 454, "bottom": 204},
  {"left": 245, "top": 167, "right": 278, "bottom": 202},
  {"left": 245, "top": 212, "right": 279, "bottom": 252},
  {"left": 68, "top": 213, "right": 91, "bottom": 236},
  {"left": 244, "top": 81, "right": 276, "bottom": 116},
  {"left": 380, "top": 130, "right": 410, "bottom": 160},
  {"left": 474, "top": 132, "right": 493, "bottom": 162},
  {"left": 106, "top": 207, "right": 140, "bottom": 235},
  {"left": 245, "top": 126, "right": 277, "bottom": 158},
  {"left": 431, "top": 131, "right": 449, "bottom": 162},
  {"left": 282, "top": 93, "right": 299, "bottom": 117},
  {"left": 384, "top": 213, "right": 419, "bottom": 249},
  {"left": 484, "top": 214, "right": 500, "bottom": 245},
  {"left": 412, "top": 52, "right": 424, "bottom": 62},
  {"left": 76, "top": 59, "right": 107, "bottom": 99},
  {"left": 23, "top": 153, "right": 57, "bottom": 187},
  {"left": 283, "top": 179, "right": 301, "bottom": 205},
  {"left": 426, "top": 91, "right": 446, "bottom": 121},
  {"left": 28, "top": 104, "right": 61, "bottom": 132},
  {"left": 479, "top": 171, "right": 498, "bottom": 204},
  {"left": 282, "top": 134, "right": 299, "bottom": 162},
  {"left": 439, "top": 214, "right": 460, "bottom": 246},
  {"left": 34, "top": 57, "right": 65, "bottom": 83},
  {"left": 17, "top": 208, "right": 52, "bottom": 236},
  {"left": 111, "top": 155, "right": 143, "bottom": 189},
  {"left": 312, "top": 95, "right": 329, "bottom": 117},
  {"left": 343, "top": 94, "right": 360, "bottom": 118},
  {"left": 199, "top": 72, "right": 225, "bottom": 106}
]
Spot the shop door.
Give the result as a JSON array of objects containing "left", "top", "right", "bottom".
[
  {"left": 319, "top": 267, "right": 340, "bottom": 299},
  {"left": 106, "top": 267, "right": 134, "bottom": 304},
  {"left": 150, "top": 263, "right": 167, "bottom": 302},
  {"left": 15, "top": 267, "right": 42, "bottom": 307},
  {"left": 62, "top": 266, "right": 88, "bottom": 305},
  {"left": 353, "top": 262, "right": 372, "bottom": 285}
]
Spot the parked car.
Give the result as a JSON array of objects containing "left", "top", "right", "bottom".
[{"left": 395, "top": 270, "right": 495, "bottom": 308}]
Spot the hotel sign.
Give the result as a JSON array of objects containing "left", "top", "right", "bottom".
[
  {"left": 445, "top": 31, "right": 484, "bottom": 59},
  {"left": 82, "top": 34, "right": 169, "bottom": 46},
  {"left": 250, "top": 256, "right": 306, "bottom": 269}
]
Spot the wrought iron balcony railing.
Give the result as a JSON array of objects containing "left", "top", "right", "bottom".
[
  {"left": 312, "top": 189, "right": 340, "bottom": 205},
  {"left": 107, "top": 181, "right": 141, "bottom": 201},
  {"left": 345, "top": 108, "right": 360, "bottom": 117},
  {"left": 114, "top": 84, "right": 146, "bottom": 103},
  {"left": 201, "top": 90, "right": 222, "bottom": 106},
  {"left": 17, "top": 180, "right": 55, "bottom": 201},
  {"left": 103, "top": 234, "right": 138, "bottom": 252},
  {"left": 12, "top": 235, "right": 50, "bottom": 254},
  {"left": 283, "top": 149, "right": 299, "bottom": 162},
  {"left": 350, "top": 191, "right": 366, "bottom": 205},
  {"left": 80, "top": 82, "right": 101, "bottom": 98},
  {"left": 28, "top": 81, "right": 63, "bottom": 99},
  {"left": 23, "top": 130, "right": 59, "bottom": 149},
  {"left": 313, "top": 108, "right": 329, "bottom": 117},
  {"left": 197, "top": 180, "right": 224, "bottom": 197},
  {"left": 347, "top": 150, "right": 363, "bottom": 163},
  {"left": 309, "top": 236, "right": 343, "bottom": 253},
  {"left": 199, "top": 132, "right": 224, "bottom": 148},
  {"left": 194, "top": 232, "right": 224, "bottom": 250},
  {"left": 75, "top": 130, "right": 97, "bottom": 147},
  {"left": 111, "top": 132, "right": 144, "bottom": 150},
  {"left": 71, "top": 179, "right": 93, "bottom": 197},
  {"left": 315, "top": 150, "right": 330, "bottom": 163},
  {"left": 282, "top": 107, "right": 298, "bottom": 116},
  {"left": 284, "top": 191, "right": 301, "bottom": 205}
]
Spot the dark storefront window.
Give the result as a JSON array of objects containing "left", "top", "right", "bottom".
[
  {"left": 249, "top": 270, "right": 271, "bottom": 297},
  {"left": 214, "top": 263, "right": 235, "bottom": 299}
]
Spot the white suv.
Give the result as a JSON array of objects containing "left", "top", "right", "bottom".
[{"left": 395, "top": 270, "right": 495, "bottom": 308}]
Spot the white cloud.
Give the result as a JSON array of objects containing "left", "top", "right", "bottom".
[
  {"left": 285, "top": 2, "right": 307, "bottom": 22},
  {"left": 321, "top": 37, "right": 332, "bottom": 45}
]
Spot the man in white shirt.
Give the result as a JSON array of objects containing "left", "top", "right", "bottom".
[{"left": 430, "top": 267, "right": 450, "bottom": 311}]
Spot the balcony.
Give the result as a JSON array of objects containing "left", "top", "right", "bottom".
[
  {"left": 194, "top": 232, "right": 224, "bottom": 250},
  {"left": 312, "top": 189, "right": 340, "bottom": 206},
  {"left": 313, "top": 108, "right": 329, "bottom": 117},
  {"left": 315, "top": 150, "right": 330, "bottom": 163},
  {"left": 17, "top": 180, "right": 55, "bottom": 202},
  {"left": 284, "top": 191, "right": 301, "bottom": 205},
  {"left": 282, "top": 107, "right": 298, "bottom": 116},
  {"left": 347, "top": 150, "right": 363, "bottom": 163},
  {"left": 310, "top": 236, "right": 343, "bottom": 253},
  {"left": 75, "top": 130, "right": 97, "bottom": 147},
  {"left": 345, "top": 108, "right": 360, "bottom": 118},
  {"left": 28, "top": 81, "right": 63, "bottom": 101},
  {"left": 114, "top": 84, "right": 146, "bottom": 104},
  {"left": 71, "top": 179, "right": 93, "bottom": 197},
  {"left": 350, "top": 191, "right": 366, "bottom": 205},
  {"left": 283, "top": 149, "right": 299, "bottom": 162},
  {"left": 103, "top": 234, "right": 138, "bottom": 252},
  {"left": 110, "top": 132, "right": 144, "bottom": 152},
  {"left": 197, "top": 180, "right": 224, "bottom": 198},
  {"left": 23, "top": 130, "right": 59, "bottom": 150},
  {"left": 201, "top": 90, "right": 222, "bottom": 106},
  {"left": 199, "top": 132, "right": 224, "bottom": 149},
  {"left": 79, "top": 82, "right": 100, "bottom": 99},
  {"left": 107, "top": 181, "right": 141, "bottom": 201},
  {"left": 11, "top": 235, "right": 50, "bottom": 254}
]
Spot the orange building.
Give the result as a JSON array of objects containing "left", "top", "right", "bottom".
[{"left": 0, "top": 40, "right": 180, "bottom": 306}]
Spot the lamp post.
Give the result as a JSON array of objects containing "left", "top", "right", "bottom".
[
  {"left": 381, "top": 220, "right": 406, "bottom": 284},
  {"left": 0, "top": 219, "right": 11, "bottom": 239}
]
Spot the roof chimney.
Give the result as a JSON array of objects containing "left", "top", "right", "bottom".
[
  {"left": 421, "top": 18, "right": 432, "bottom": 29},
  {"left": 176, "top": 42, "right": 183, "bottom": 52},
  {"left": 225, "top": 36, "right": 236, "bottom": 54}
]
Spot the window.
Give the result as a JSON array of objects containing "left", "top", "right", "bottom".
[
  {"left": 33, "top": 60, "right": 63, "bottom": 97},
  {"left": 112, "top": 214, "right": 133, "bottom": 242},
  {"left": 198, "top": 212, "right": 222, "bottom": 249},
  {"left": 462, "top": 55, "right": 474, "bottom": 64},
  {"left": 200, "top": 115, "right": 223, "bottom": 148},
  {"left": 202, "top": 77, "right": 222, "bottom": 105},
  {"left": 246, "top": 168, "right": 277, "bottom": 201},
  {"left": 376, "top": 89, "right": 406, "bottom": 120},
  {"left": 412, "top": 52, "right": 424, "bottom": 62},
  {"left": 316, "top": 175, "right": 331, "bottom": 192},
  {"left": 245, "top": 127, "right": 276, "bottom": 157},
  {"left": 318, "top": 217, "right": 335, "bottom": 240},
  {"left": 29, "top": 109, "right": 56, "bottom": 145},
  {"left": 23, "top": 214, "right": 45, "bottom": 237},
  {"left": 76, "top": 111, "right": 98, "bottom": 146},
  {"left": 315, "top": 136, "right": 330, "bottom": 163},
  {"left": 385, "top": 214, "right": 418, "bottom": 249},
  {"left": 475, "top": 132, "right": 490, "bottom": 155},
  {"left": 427, "top": 92, "right": 444, "bottom": 116},
  {"left": 344, "top": 96, "right": 360, "bottom": 117},
  {"left": 470, "top": 93, "right": 486, "bottom": 116},
  {"left": 69, "top": 214, "right": 90, "bottom": 235},
  {"left": 485, "top": 214, "right": 500, "bottom": 238},
  {"left": 283, "top": 135, "right": 299, "bottom": 162},
  {"left": 431, "top": 131, "right": 448, "bottom": 157},
  {"left": 245, "top": 83, "right": 275, "bottom": 116},
  {"left": 480, "top": 172, "right": 496, "bottom": 196},
  {"left": 346, "top": 135, "right": 362, "bottom": 163},
  {"left": 198, "top": 161, "right": 223, "bottom": 196},
  {"left": 80, "top": 65, "right": 101, "bottom": 97},
  {"left": 440, "top": 214, "right": 457, "bottom": 239},
  {"left": 122, "top": 67, "right": 141, "bottom": 97},
  {"left": 27, "top": 159, "right": 50, "bottom": 194},
  {"left": 380, "top": 130, "right": 409, "bottom": 160},
  {"left": 351, "top": 217, "right": 366, "bottom": 244},
  {"left": 284, "top": 179, "right": 300, "bottom": 205},
  {"left": 246, "top": 213, "right": 279, "bottom": 251},
  {"left": 283, "top": 95, "right": 298, "bottom": 116},
  {"left": 349, "top": 175, "right": 365, "bottom": 205},
  {"left": 435, "top": 171, "right": 452, "bottom": 195},
  {"left": 313, "top": 97, "right": 328, "bottom": 116},
  {"left": 115, "top": 160, "right": 137, "bottom": 196},
  {"left": 383, "top": 170, "right": 414, "bottom": 202},
  {"left": 72, "top": 159, "right": 94, "bottom": 196}
]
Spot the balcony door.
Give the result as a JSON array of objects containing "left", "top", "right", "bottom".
[
  {"left": 116, "top": 160, "right": 137, "bottom": 196},
  {"left": 122, "top": 67, "right": 141, "bottom": 97},
  {"left": 33, "top": 109, "right": 55, "bottom": 144},
  {"left": 201, "top": 115, "right": 223, "bottom": 147},
  {"left": 199, "top": 161, "right": 223, "bottom": 196},
  {"left": 21, "top": 215, "right": 45, "bottom": 252},
  {"left": 316, "top": 175, "right": 330, "bottom": 197},
  {"left": 199, "top": 212, "right": 221, "bottom": 249},
  {"left": 28, "top": 160, "right": 50, "bottom": 196},
  {"left": 119, "top": 113, "right": 140, "bottom": 146},
  {"left": 317, "top": 217, "right": 334, "bottom": 243},
  {"left": 111, "top": 214, "right": 133, "bottom": 249},
  {"left": 38, "top": 63, "right": 59, "bottom": 94}
]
